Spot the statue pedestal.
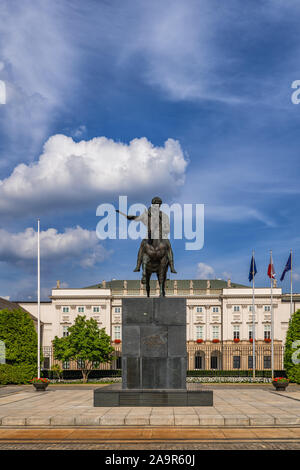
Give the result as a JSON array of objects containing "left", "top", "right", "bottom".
[{"left": 94, "top": 298, "right": 213, "bottom": 407}]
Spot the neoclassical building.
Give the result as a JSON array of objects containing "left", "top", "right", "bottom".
[{"left": 18, "top": 279, "right": 300, "bottom": 372}]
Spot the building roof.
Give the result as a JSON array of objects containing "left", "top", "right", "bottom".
[
  {"left": 0, "top": 297, "right": 42, "bottom": 325},
  {"left": 84, "top": 279, "right": 248, "bottom": 293}
]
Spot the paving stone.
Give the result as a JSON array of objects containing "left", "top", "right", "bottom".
[
  {"left": 26, "top": 416, "right": 52, "bottom": 426},
  {"left": 249, "top": 415, "right": 275, "bottom": 426},
  {"left": 50, "top": 415, "right": 76, "bottom": 426},
  {"left": 199, "top": 415, "right": 225, "bottom": 426},
  {"left": 174, "top": 415, "right": 200, "bottom": 425},
  {"left": 125, "top": 416, "right": 150, "bottom": 425},
  {"left": 75, "top": 416, "right": 101, "bottom": 426},
  {"left": 223, "top": 415, "right": 250, "bottom": 426},
  {"left": 275, "top": 416, "right": 300, "bottom": 425},
  {"left": 150, "top": 415, "right": 175, "bottom": 426},
  {"left": 1, "top": 416, "right": 26, "bottom": 426},
  {"left": 99, "top": 415, "right": 126, "bottom": 425}
]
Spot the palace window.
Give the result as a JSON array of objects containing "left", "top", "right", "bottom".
[
  {"left": 62, "top": 361, "right": 70, "bottom": 370},
  {"left": 77, "top": 359, "right": 85, "bottom": 369},
  {"left": 264, "top": 356, "right": 271, "bottom": 369},
  {"left": 248, "top": 356, "right": 253, "bottom": 369},
  {"left": 264, "top": 325, "right": 271, "bottom": 339},
  {"left": 249, "top": 305, "right": 254, "bottom": 312},
  {"left": 93, "top": 306, "right": 100, "bottom": 313},
  {"left": 233, "top": 325, "right": 240, "bottom": 340},
  {"left": 210, "top": 356, "right": 218, "bottom": 369},
  {"left": 196, "top": 326, "right": 204, "bottom": 340},
  {"left": 114, "top": 326, "right": 121, "bottom": 340},
  {"left": 212, "top": 307, "right": 219, "bottom": 313},
  {"left": 62, "top": 306, "right": 69, "bottom": 313},
  {"left": 116, "top": 354, "right": 122, "bottom": 370},
  {"left": 196, "top": 307, "right": 203, "bottom": 313},
  {"left": 212, "top": 326, "right": 220, "bottom": 340},
  {"left": 233, "top": 356, "right": 241, "bottom": 369},
  {"left": 77, "top": 306, "right": 85, "bottom": 313},
  {"left": 233, "top": 306, "right": 240, "bottom": 312},
  {"left": 195, "top": 353, "right": 203, "bottom": 370},
  {"left": 248, "top": 326, "right": 253, "bottom": 340},
  {"left": 264, "top": 306, "right": 271, "bottom": 312},
  {"left": 62, "top": 326, "right": 69, "bottom": 337},
  {"left": 114, "top": 307, "right": 121, "bottom": 313},
  {"left": 43, "top": 357, "right": 50, "bottom": 369}
]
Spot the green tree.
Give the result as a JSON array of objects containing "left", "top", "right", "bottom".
[
  {"left": 51, "top": 364, "right": 63, "bottom": 382},
  {"left": 53, "top": 315, "right": 115, "bottom": 383},
  {"left": 0, "top": 308, "right": 38, "bottom": 365},
  {"left": 284, "top": 310, "right": 300, "bottom": 384}
]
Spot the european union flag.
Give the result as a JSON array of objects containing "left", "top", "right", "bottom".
[
  {"left": 280, "top": 254, "right": 291, "bottom": 281},
  {"left": 249, "top": 255, "right": 257, "bottom": 282}
]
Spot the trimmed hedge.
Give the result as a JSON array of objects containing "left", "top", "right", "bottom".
[
  {"left": 0, "top": 364, "right": 37, "bottom": 384},
  {"left": 43, "top": 369, "right": 122, "bottom": 380},
  {"left": 41, "top": 369, "right": 286, "bottom": 380}
]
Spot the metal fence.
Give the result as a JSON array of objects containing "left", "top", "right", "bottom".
[{"left": 43, "top": 342, "right": 284, "bottom": 372}]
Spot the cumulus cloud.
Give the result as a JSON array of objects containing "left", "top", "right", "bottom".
[
  {"left": 0, "top": 226, "right": 109, "bottom": 268},
  {"left": 196, "top": 262, "right": 215, "bottom": 279},
  {"left": 71, "top": 125, "right": 87, "bottom": 139},
  {"left": 0, "top": 134, "right": 188, "bottom": 217}
]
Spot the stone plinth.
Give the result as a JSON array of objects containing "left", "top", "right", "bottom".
[
  {"left": 94, "top": 297, "right": 213, "bottom": 406},
  {"left": 122, "top": 297, "right": 187, "bottom": 390}
]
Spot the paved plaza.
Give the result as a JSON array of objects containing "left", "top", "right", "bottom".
[{"left": 0, "top": 384, "right": 300, "bottom": 427}]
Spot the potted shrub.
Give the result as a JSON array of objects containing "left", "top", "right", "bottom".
[
  {"left": 114, "top": 339, "right": 121, "bottom": 344},
  {"left": 249, "top": 338, "right": 253, "bottom": 343},
  {"left": 272, "top": 377, "right": 289, "bottom": 391},
  {"left": 233, "top": 338, "right": 240, "bottom": 343},
  {"left": 196, "top": 339, "right": 203, "bottom": 343},
  {"left": 30, "top": 377, "right": 50, "bottom": 391},
  {"left": 212, "top": 339, "right": 220, "bottom": 343},
  {"left": 264, "top": 338, "right": 271, "bottom": 343}
]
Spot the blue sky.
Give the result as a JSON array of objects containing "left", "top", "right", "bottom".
[{"left": 0, "top": 0, "right": 300, "bottom": 300}]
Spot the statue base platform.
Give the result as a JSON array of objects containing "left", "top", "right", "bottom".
[
  {"left": 94, "top": 383, "right": 213, "bottom": 407},
  {"left": 93, "top": 298, "right": 213, "bottom": 407}
]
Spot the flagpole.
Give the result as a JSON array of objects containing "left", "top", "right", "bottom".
[
  {"left": 252, "top": 250, "right": 256, "bottom": 380},
  {"left": 270, "top": 250, "right": 274, "bottom": 380},
  {"left": 290, "top": 249, "right": 293, "bottom": 317},
  {"left": 37, "top": 219, "right": 41, "bottom": 379}
]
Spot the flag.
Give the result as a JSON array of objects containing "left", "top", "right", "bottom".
[
  {"left": 249, "top": 255, "right": 257, "bottom": 282},
  {"left": 280, "top": 254, "right": 291, "bottom": 281},
  {"left": 267, "top": 256, "right": 276, "bottom": 279}
]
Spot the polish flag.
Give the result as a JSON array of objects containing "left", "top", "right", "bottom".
[{"left": 267, "top": 256, "right": 276, "bottom": 279}]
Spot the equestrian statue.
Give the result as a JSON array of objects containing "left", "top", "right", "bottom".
[{"left": 117, "top": 197, "right": 177, "bottom": 297}]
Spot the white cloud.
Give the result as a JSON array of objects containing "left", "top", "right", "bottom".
[
  {"left": 0, "top": 226, "right": 109, "bottom": 268},
  {"left": 71, "top": 125, "right": 87, "bottom": 139},
  {"left": 196, "top": 262, "right": 215, "bottom": 279},
  {"left": 0, "top": 134, "right": 188, "bottom": 217},
  {"left": 205, "top": 206, "right": 276, "bottom": 227}
]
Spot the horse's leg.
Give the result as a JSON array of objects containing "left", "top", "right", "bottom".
[
  {"left": 146, "top": 272, "right": 151, "bottom": 297},
  {"left": 157, "top": 269, "right": 165, "bottom": 297}
]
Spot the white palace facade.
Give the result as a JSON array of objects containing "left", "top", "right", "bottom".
[{"left": 18, "top": 279, "right": 300, "bottom": 372}]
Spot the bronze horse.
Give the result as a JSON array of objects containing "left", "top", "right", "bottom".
[
  {"left": 142, "top": 238, "right": 169, "bottom": 297},
  {"left": 116, "top": 198, "right": 176, "bottom": 297}
]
